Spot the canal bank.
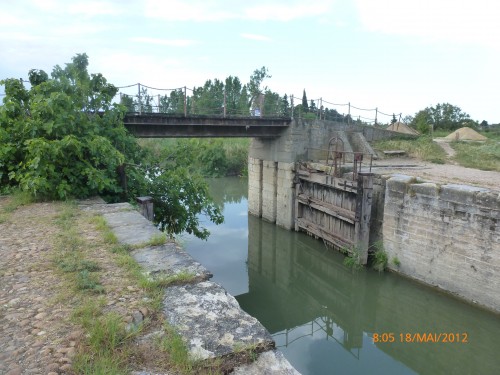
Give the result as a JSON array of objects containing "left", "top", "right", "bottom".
[
  {"left": 183, "top": 177, "right": 500, "bottom": 375},
  {"left": 81, "top": 198, "right": 299, "bottom": 374}
]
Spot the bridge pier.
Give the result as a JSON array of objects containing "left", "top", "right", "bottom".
[{"left": 248, "top": 157, "right": 295, "bottom": 230}]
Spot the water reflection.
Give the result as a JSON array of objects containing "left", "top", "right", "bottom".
[
  {"left": 184, "top": 177, "right": 500, "bottom": 375},
  {"left": 237, "top": 215, "right": 500, "bottom": 375}
]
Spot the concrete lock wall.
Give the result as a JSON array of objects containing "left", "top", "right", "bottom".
[
  {"left": 248, "top": 119, "right": 413, "bottom": 231},
  {"left": 381, "top": 175, "right": 500, "bottom": 312},
  {"left": 248, "top": 156, "right": 295, "bottom": 230}
]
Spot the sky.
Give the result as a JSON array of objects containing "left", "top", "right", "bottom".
[{"left": 1, "top": 0, "right": 499, "bottom": 124}]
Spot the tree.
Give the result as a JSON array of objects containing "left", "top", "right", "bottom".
[
  {"left": 410, "top": 103, "right": 477, "bottom": 133},
  {"left": 302, "top": 89, "right": 309, "bottom": 113},
  {"left": 412, "top": 109, "right": 431, "bottom": 134},
  {"left": 1, "top": 53, "right": 131, "bottom": 198},
  {"left": 248, "top": 66, "right": 271, "bottom": 107},
  {"left": 0, "top": 54, "right": 223, "bottom": 239}
]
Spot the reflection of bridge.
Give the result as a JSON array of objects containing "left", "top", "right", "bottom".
[{"left": 123, "top": 113, "right": 291, "bottom": 138}]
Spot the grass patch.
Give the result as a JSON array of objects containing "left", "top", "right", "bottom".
[
  {"left": 343, "top": 246, "right": 364, "bottom": 271},
  {"left": 72, "top": 302, "right": 129, "bottom": 375},
  {"left": 3, "top": 190, "right": 34, "bottom": 212},
  {"left": 140, "top": 271, "right": 197, "bottom": 291},
  {"left": 147, "top": 233, "right": 167, "bottom": 246},
  {"left": 374, "top": 136, "right": 446, "bottom": 163},
  {"left": 0, "top": 190, "right": 34, "bottom": 222},
  {"left": 451, "top": 141, "right": 500, "bottom": 171},
  {"left": 392, "top": 256, "right": 401, "bottom": 267},
  {"left": 157, "top": 323, "right": 194, "bottom": 373},
  {"left": 76, "top": 269, "right": 105, "bottom": 293},
  {"left": 371, "top": 241, "right": 388, "bottom": 272}
]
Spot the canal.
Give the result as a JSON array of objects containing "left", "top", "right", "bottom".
[{"left": 181, "top": 177, "right": 500, "bottom": 375}]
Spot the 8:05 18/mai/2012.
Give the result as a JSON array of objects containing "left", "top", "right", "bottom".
[{"left": 372, "top": 332, "right": 468, "bottom": 343}]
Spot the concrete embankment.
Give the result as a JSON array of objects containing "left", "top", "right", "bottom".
[
  {"left": 79, "top": 199, "right": 299, "bottom": 374},
  {"left": 371, "top": 174, "right": 500, "bottom": 313}
]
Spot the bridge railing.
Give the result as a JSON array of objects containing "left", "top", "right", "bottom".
[
  {"left": 115, "top": 83, "right": 291, "bottom": 119},
  {"left": 114, "top": 82, "right": 402, "bottom": 125}
]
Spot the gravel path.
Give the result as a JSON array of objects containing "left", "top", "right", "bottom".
[
  {"left": 370, "top": 157, "right": 500, "bottom": 192},
  {"left": 0, "top": 200, "right": 155, "bottom": 375},
  {"left": 0, "top": 202, "right": 79, "bottom": 375}
]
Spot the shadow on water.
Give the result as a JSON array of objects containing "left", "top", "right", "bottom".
[{"left": 185, "top": 177, "right": 500, "bottom": 375}]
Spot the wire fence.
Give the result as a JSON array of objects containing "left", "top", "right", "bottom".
[
  {"left": 0, "top": 79, "right": 403, "bottom": 125},
  {"left": 115, "top": 83, "right": 402, "bottom": 125}
]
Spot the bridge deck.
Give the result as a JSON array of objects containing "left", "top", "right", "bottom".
[{"left": 123, "top": 113, "right": 291, "bottom": 138}]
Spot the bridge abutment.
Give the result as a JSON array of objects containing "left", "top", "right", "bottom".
[{"left": 248, "top": 157, "right": 296, "bottom": 230}]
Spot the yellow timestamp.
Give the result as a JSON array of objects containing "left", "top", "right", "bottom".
[{"left": 372, "top": 332, "right": 468, "bottom": 343}]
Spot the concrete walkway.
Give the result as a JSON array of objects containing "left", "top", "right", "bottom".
[{"left": 80, "top": 200, "right": 299, "bottom": 374}]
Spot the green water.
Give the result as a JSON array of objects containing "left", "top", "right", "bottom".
[{"left": 182, "top": 177, "right": 500, "bottom": 375}]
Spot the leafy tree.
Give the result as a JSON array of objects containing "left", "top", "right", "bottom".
[
  {"left": 412, "top": 110, "right": 431, "bottom": 134},
  {"left": 0, "top": 54, "right": 223, "bottom": 239},
  {"left": 248, "top": 66, "right": 271, "bottom": 107},
  {"left": 0, "top": 53, "right": 132, "bottom": 198},
  {"left": 410, "top": 103, "right": 477, "bottom": 133},
  {"left": 159, "top": 88, "right": 185, "bottom": 114},
  {"left": 391, "top": 114, "right": 397, "bottom": 124},
  {"left": 144, "top": 165, "right": 223, "bottom": 239}
]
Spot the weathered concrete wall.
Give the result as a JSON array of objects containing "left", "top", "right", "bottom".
[
  {"left": 262, "top": 161, "right": 278, "bottom": 222},
  {"left": 248, "top": 157, "right": 262, "bottom": 217},
  {"left": 249, "top": 119, "right": 389, "bottom": 229},
  {"left": 276, "top": 162, "right": 295, "bottom": 229},
  {"left": 248, "top": 158, "right": 295, "bottom": 229},
  {"left": 381, "top": 175, "right": 500, "bottom": 312}
]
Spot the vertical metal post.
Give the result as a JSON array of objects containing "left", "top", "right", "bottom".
[
  {"left": 348, "top": 102, "right": 351, "bottom": 125},
  {"left": 158, "top": 94, "right": 161, "bottom": 113},
  {"left": 375, "top": 107, "right": 378, "bottom": 126},
  {"left": 260, "top": 93, "right": 264, "bottom": 117},
  {"left": 138, "top": 83, "right": 142, "bottom": 114},
  {"left": 183, "top": 86, "right": 187, "bottom": 116},
  {"left": 319, "top": 98, "right": 323, "bottom": 120},
  {"left": 223, "top": 88, "right": 227, "bottom": 117},
  {"left": 291, "top": 95, "right": 294, "bottom": 119}
]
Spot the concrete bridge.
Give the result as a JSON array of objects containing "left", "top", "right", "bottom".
[
  {"left": 123, "top": 111, "right": 408, "bottom": 264},
  {"left": 123, "top": 113, "right": 291, "bottom": 138}
]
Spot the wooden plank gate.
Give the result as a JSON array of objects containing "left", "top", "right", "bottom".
[{"left": 294, "top": 162, "right": 373, "bottom": 264}]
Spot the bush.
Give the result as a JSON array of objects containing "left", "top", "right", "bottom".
[{"left": 0, "top": 54, "right": 139, "bottom": 199}]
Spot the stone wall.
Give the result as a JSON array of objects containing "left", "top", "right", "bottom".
[{"left": 381, "top": 175, "right": 500, "bottom": 312}]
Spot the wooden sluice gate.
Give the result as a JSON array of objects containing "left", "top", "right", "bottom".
[{"left": 294, "top": 140, "right": 374, "bottom": 264}]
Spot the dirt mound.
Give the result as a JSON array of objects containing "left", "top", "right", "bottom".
[
  {"left": 445, "top": 127, "right": 487, "bottom": 141},
  {"left": 387, "top": 122, "right": 420, "bottom": 135}
]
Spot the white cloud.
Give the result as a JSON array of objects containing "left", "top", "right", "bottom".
[
  {"left": 68, "top": 1, "right": 122, "bottom": 16},
  {"left": 240, "top": 33, "right": 271, "bottom": 42},
  {"left": 144, "top": 0, "right": 336, "bottom": 22},
  {"left": 144, "top": 0, "right": 235, "bottom": 22},
  {"left": 244, "top": 1, "right": 334, "bottom": 21},
  {"left": 131, "top": 37, "right": 198, "bottom": 47},
  {"left": 355, "top": 0, "right": 500, "bottom": 48}
]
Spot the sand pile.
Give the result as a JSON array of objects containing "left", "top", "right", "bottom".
[
  {"left": 387, "top": 122, "right": 420, "bottom": 135},
  {"left": 444, "top": 127, "right": 487, "bottom": 141}
]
